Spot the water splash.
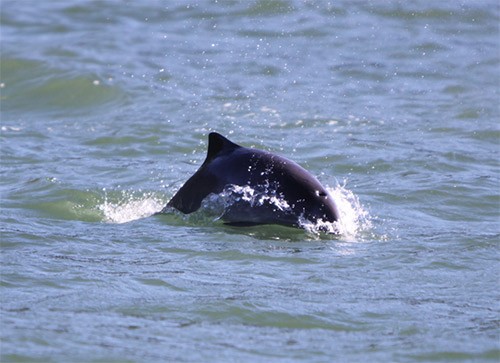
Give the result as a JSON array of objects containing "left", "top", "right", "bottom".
[
  {"left": 218, "top": 184, "right": 292, "bottom": 211},
  {"left": 333, "top": 183, "right": 372, "bottom": 236},
  {"left": 96, "top": 181, "right": 372, "bottom": 237},
  {"left": 98, "top": 189, "right": 165, "bottom": 224},
  {"left": 190, "top": 184, "right": 294, "bottom": 225},
  {"left": 191, "top": 181, "right": 372, "bottom": 238},
  {"left": 298, "top": 182, "right": 372, "bottom": 239}
]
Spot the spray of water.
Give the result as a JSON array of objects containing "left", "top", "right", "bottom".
[
  {"left": 298, "top": 181, "right": 372, "bottom": 239},
  {"left": 96, "top": 181, "right": 372, "bottom": 239},
  {"left": 202, "top": 181, "right": 371, "bottom": 238},
  {"left": 98, "top": 189, "right": 165, "bottom": 224}
]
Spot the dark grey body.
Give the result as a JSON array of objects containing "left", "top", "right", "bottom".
[{"left": 165, "top": 132, "right": 339, "bottom": 228}]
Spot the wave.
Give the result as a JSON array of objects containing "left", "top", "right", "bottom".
[
  {"left": 97, "top": 181, "right": 372, "bottom": 239},
  {"left": 23, "top": 176, "right": 371, "bottom": 239}
]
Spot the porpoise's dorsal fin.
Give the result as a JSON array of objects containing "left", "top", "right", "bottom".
[
  {"left": 166, "top": 133, "right": 241, "bottom": 214},
  {"left": 206, "top": 132, "right": 241, "bottom": 162}
]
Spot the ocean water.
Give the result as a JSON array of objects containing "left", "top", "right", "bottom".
[{"left": 1, "top": 1, "right": 499, "bottom": 362}]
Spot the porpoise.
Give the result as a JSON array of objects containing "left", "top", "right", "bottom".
[{"left": 163, "top": 132, "right": 339, "bottom": 229}]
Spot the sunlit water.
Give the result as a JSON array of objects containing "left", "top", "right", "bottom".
[{"left": 1, "top": 1, "right": 499, "bottom": 362}]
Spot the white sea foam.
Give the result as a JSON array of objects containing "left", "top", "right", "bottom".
[
  {"left": 98, "top": 190, "right": 165, "bottom": 224},
  {"left": 203, "top": 182, "right": 371, "bottom": 238},
  {"left": 298, "top": 182, "right": 372, "bottom": 238},
  {"left": 96, "top": 181, "right": 371, "bottom": 237},
  {"left": 337, "top": 186, "right": 372, "bottom": 236},
  {"left": 219, "top": 184, "right": 292, "bottom": 211}
]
